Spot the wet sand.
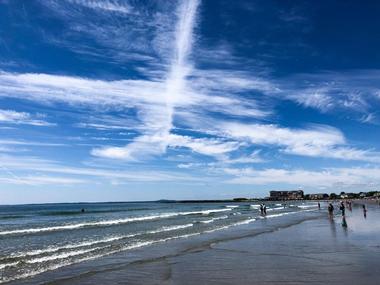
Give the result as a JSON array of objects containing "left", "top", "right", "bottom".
[{"left": 12, "top": 202, "right": 380, "bottom": 285}]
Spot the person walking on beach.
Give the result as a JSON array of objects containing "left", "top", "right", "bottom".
[
  {"left": 342, "top": 216, "right": 348, "bottom": 228},
  {"left": 348, "top": 201, "right": 352, "bottom": 211},
  {"left": 340, "top": 202, "right": 345, "bottom": 216},
  {"left": 328, "top": 203, "right": 334, "bottom": 217}
]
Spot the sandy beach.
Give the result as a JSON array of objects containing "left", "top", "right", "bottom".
[{"left": 7, "top": 201, "right": 378, "bottom": 285}]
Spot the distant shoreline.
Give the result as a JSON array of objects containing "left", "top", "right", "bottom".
[
  {"left": 1, "top": 197, "right": 379, "bottom": 207},
  {"left": 161, "top": 198, "right": 380, "bottom": 204}
]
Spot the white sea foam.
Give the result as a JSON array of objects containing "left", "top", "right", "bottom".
[
  {"left": 204, "top": 217, "right": 257, "bottom": 233},
  {"left": 298, "top": 204, "right": 317, "bottom": 209},
  {"left": 250, "top": 204, "right": 260, "bottom": 209},
  {"left": 26, "top": 247, "right": 103, "bottom": 264},
  {"left": 183, "top": 209, "right": 232, "bottom": 215},
  {"left": 200, "top": 215, "right": 228, "bottom": 224},
  {"left": 146, "top": 223, "right": 193, "bottom": 234},
  {"left": 0, "top": 209, "right": 227, "bottom": 236},
  {"left": 266, "top": 208, "right": 316, "bottom": 218},
  {"left": 6, "top": 223, "right": 194, "bottom": 261},
  {"left": 265, "top": 213, "right": 289, "bottom": 218},
  {"left": 0, "top": 262, "right": 19, "bottom": 270},
  {"left": 0, "top": 214, "right": 175, "bottom": 236},
  {"left": 8, "top": 236, "right": 126, "bottom": 259},
  {"left": 225, "top": 205, "right": 239, "bottom": 208},
  {"left": 0, "top": 232, "right": 201, "bottom": 284},
  {"left": 267, "top": 206, "right": 285, "bottom": 211},
  {"left": 233, "top": 218, "right": 256, "bottom": 226}
]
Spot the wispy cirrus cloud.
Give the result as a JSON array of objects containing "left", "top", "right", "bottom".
[
  {"left": 0, "top": 0, "right": 270, "bottom": 162},
  {"left": 92, "top": 133, "right": 242, "bottom": 160},
  {"left": 66, "top": 0, "right": 132, "bottom": 14},
  {"left": 1, "top": 69, "right": 378, "bottom": 163},
  {"left": 178, "top": 116, "right": 380, "bottom": 163},
  {"left": 1, "top": 0, "right": 379, "bottom": 186},
  {"left": 0, "top": 70, "right": 269, "bottom": 118},
  {"left": 176, "top": 150, "right": 265, "bottom": 170},
  {"left": 107, "top": 0, "right": 201, "bottom": 161},
  {"left": 223, "top": 167, "right": 380, "bottom": 190},
  {"left": 0, "top": 139, "right": 65, "bottom": 147},
  {"left": 218, "top": 122, "right": 380, "bottom": 162},
  {"left": 0, "top": 154, "right": 202, "bottom": 185},
  {"left": 281, "top": 70, "right": 380, "bottom": 121},
  {"left": 1, "top": 152, "right": 380, "bottom": 190},
  {"left": 0, "top": 109, "right": 54, "bottom": 126},
  {"left": 0, "top": 176, "right": 87, "bottom": 186},
  {"left": 37, "top": 0, "right": 175, "bottom": 66}
]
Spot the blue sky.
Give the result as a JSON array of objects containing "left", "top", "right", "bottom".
[{"left": 1, "top": 0, "right": 380, "bottom": 204}]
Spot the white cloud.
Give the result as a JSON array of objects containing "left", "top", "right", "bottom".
[
  {"left": 66, "top": 0, "right": 132, "bottom": 14},
  {"left": 167, "top": 134, "right": 241, "bottom": 156},
  {"left": 191, "top": 69, "right": 279, "bottom": 94},
  {"left": 177, "top": 162, "right": 202, "bottom": 169},
  {"left": 176, "top": 150, "right": 265, "bottom": 170},
  {"left": 0, "top": 139, "right": 65, "bottom": 147},
  {"left": 38, "top": 0, "right": 172, "bottom": 66},
  {"left": 0, "top": 154, "right": 202, "bottom": 184},
  {"left": 92, "top": 133, "right": 242, "bottom": 160},
  {"left": 110, "top": 0, "right": 201, "bottom": 161},
  {"left": 282, "top": 70, "right": 380, "bottom": 118},
  {"left": 360, "top": 113, "right": 376, "bottom": 124},
  {"left": 1, "top": 1, "right": 379, "bottom": 169},
  {"left": 221, "top": 150, "right": 265, "bottom": 164},
  {"left": 1, "top": 69, "right": 379, "bottom": 163},
  {"left": 289, "top": 88, "right": 334, "bottom": 112},
  {"left": 0, "top": 71, "right": 166, "bottom": 107},
  {"left": 0, "top": 176, "right": 87, "bottom": 185},
  {"left": 214, "top": 121, "right": 380, "bottom": 162},
  {"left": 0, "top": 109, "right": 54, "bottom": 126},
  {"left": 220, "top": 122, "right": 344, "bottom": 147},
  {"left": 223, "top": 167, "right": 380, "bottom": 190}
]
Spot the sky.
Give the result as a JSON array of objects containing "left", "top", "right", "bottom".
[{"left": 1, "top": 0, "right": 380, "bottom": 204}]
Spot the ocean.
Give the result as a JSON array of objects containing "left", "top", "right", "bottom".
[{"left": 0, "top": 201, "right": 321, "bottom": 283}]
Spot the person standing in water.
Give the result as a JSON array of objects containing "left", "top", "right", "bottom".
[
  {"left": 318, "top": 202, "right": 321, "bottom": 210},
  {"left": 259, "top": 204, "right": 264, "bottom": 215},
  {"left": 362, "top": 204, "right": 367, "bottom": 218},
  {"left": 263, "top": 205, "right": 267, "bottom": 215},
  {"left": 339, "top": 202, "right": 345, "bottom": 216},
  {"left": 342, "top": 216, "right": 348, "bottom": 228},
  {"left": 328, "top": 203, "right": 334, "bottom": 217}
]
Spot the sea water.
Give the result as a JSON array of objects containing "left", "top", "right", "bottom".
[{"left": 0, "top": 201, "right": 320, "bottom": 283}]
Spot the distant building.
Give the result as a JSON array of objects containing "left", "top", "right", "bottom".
[
  {"left": 269, "top": 190, "right": 304, "bottom": 200},
  {"left": 309, "top": 193, "right": 329, "bottom": 200}
]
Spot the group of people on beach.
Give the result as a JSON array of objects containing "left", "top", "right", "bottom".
[
  {"left": 259, "top": 204, "right": 267, "bottom": 215},
  {"left": 327, "top": 200, "right": 356, "bottom": 216},
  {"left": 326, "top": 200, "right": 369, "bottom": 228}
]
